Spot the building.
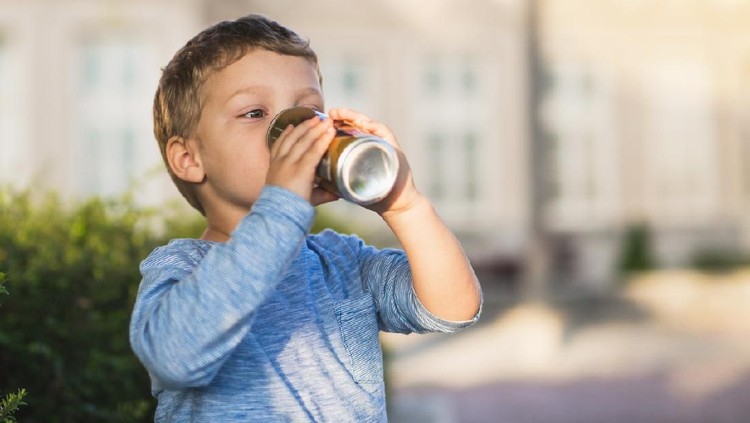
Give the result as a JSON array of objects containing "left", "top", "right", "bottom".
[
  {"left": 537, "top": 0, "right": 750, "bottom": 287},
  {"left": 230, "top": 0, "right": 531, "bottom": 269},
  {"left": 1, "top": 0, "right": 748, "bottom": 292},
  {"left": 0, "top": 0, "right": 203, "bottom": 205}
]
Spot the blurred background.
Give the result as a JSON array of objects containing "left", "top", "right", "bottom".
[{"left": 1, "top": 0, "right": 750, "bottom": 421}]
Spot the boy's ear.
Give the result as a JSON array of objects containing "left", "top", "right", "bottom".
[{"left": 166, "top": 136, "right": 205, "bottom": 183}]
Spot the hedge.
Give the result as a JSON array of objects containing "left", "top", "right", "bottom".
[{"left": 0, "top": 189, "right": 355, "bottom": 422}]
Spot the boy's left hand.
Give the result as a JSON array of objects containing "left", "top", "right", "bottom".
[
  {"left": 327, "top": 108, "right": 421, "bottom": 217},
  {"left": 330, "top": 109, "right": 481, "bottom": 322}
]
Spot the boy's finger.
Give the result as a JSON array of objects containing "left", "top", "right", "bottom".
[
  {"left": 358, "top": 120, "right": 396, "bottom": 145},
  {"left": 273, "top": 116, "right": 323, "bottom": 158},
  {"left": 287, "top": 119, "right": 334, "bottom": 162},
  {"left": 328, "top": 108, "right": 370, "bottom": 126},
  {"left": 269, "top": 125, "right": 294, "bottom": 157},
  {"left": 297, "top": 125, "right": 335, "bottom": 168},
  {"left": 327, "top": 108, "right": 360, "bottom": 124},
  {"left": 328, "top": 108, "right": 396, "bottom": 144}
]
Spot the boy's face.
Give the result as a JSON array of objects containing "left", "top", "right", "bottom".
[{"left": 191, "top": 49, "right": 324, "bottom": 215}]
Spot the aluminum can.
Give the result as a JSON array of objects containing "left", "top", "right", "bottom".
[{"left": 266, "top": 106, "right": 399, "bottom": 205}]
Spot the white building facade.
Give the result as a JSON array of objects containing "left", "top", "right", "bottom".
[
  {"left": 538, "top": 0, "right": 750, "bottom": 287},
  {"left": 227, "top": 0, "right": 532, "bottom": 261},
  {"left": 0, "top": 0, "right": 203, "bottom": 205},
  {"left": 2, "top": 0, "right": 749, "bottom": 291}
]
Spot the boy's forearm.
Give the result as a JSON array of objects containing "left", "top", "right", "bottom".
[
  {"left": 130, "top": 187, "right": 314, "bottom": 387},
  {"left": 381, "top": 195, "right": 482, "bottom": 321}
]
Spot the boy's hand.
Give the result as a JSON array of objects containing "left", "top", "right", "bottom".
[
  {"left": 328, "top": 108, "right": 421, "bottom": 216},
  {"left": 330, "top": 108, "right": 482, "bottom": 322},
  {"left": 265, "top": 115, "right": 339, "bottom": 206}
]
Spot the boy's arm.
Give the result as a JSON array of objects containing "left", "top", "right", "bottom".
[
  {"left": 129, "top": 187, "right": 313, "bottom": 388},
  {"left": 329, "top": 108, "right": 481, "bottom": 322},
  {"left": 130, "top": 116, "right": 336, "bottom": 388},
  {"left": 381, "top": 195, "right": 481, "bottom": 321}
]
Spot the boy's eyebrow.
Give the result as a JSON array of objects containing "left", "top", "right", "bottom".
[
  {"left": 226, "top": 85, "right": 272, "bottom": 102},
  {"left": 295, "top": 86, "right": 325, "bottom": 99},
  {"left": 226, "top": 85, "right": 323, "bottom": 104}
]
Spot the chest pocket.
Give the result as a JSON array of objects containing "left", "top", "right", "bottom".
[{"left": 334, "top": 293, "right": 383, "bottom": 387}]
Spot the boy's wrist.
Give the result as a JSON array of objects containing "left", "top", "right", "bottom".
[
  {"left": 250, "top": 185, "right": 315, "bottom": 232},
  {"left": 262, "top": 184, "right": 309, "bottom": 204},
  {"left": 380, "top": 192, "right": 432, "bottom": 227}
]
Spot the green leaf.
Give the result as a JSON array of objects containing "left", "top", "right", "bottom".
[{"left": 0, "top": 388, "right": 27, "bottom": 422}]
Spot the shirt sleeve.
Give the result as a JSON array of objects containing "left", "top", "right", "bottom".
[
  {"left": 338, "top": 233, "right": 482, "bottom": 334},
  {"left": 128, "top": 186, "right": 314, "bottom": 389}
]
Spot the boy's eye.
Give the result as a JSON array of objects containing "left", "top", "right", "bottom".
[{"left": 244, "top": 109, "right": 266, "bottom": 119}]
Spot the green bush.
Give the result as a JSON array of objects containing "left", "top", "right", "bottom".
[
  {"left": 0, "top": 188, "right": 354, "bottom": 421},
  {"left": 1, "top": 272, "right": 28, "bottom": 423},
  {"left": 0, "top": 190, "right": 203, "bottom": 422},
  {"left": 617, "top": 223, "right": 656, "bottom": 278},
  {"left": 0, "top": 388, "right": 27, "bottom": 423},
  {"left": 690, "top": 249, "right": 750, "bottom": 273}
]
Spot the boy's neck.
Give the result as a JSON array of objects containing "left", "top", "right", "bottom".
[
  {"left": 200, "top": 226, "right": 232, "bottom": 242},
  {"left": 200, "top": 204, "right": 250, "bottom": 243}
]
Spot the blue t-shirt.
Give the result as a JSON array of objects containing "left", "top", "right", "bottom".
[{"left": 129, "top": 186, "right": 480, "bottom": 422}]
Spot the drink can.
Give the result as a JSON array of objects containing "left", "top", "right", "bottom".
[{"left": 266, "top": 106, "right": 399, "bottom": 205}]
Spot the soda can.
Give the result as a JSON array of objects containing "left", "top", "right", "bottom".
[{"left": 266, "top": 106, "right": 399, "bottom": 205}]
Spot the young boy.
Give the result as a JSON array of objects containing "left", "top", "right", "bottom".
[{"left": 129, "top": 14, "right": 482, "bottom": 422}]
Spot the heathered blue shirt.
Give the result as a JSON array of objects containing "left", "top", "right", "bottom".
[{"left": 129, "top": 186, "right": 480, "bottom": 422}]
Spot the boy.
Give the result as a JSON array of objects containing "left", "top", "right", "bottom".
[{"left": 129, "top": 14, "right": 482, "bottom": 422}]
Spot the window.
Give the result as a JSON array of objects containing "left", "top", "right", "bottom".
[
  {"left": 426, "top": 130, "right": 479, "bottom": 202},
  {"left": 428, "top": 132, "right": 445, "bottom": 199},
  {"left": 419, "top": 55, "right": 484, "bottom": 205},
  {"left": 740, "top": 61, "right": 750, "bottom": 209},
  {"left": 319, "top": 56, "right": 370, "bottom": 114},
  {"left": 461, "top": 62, "right": 477, "bottom": 95},
  {"left": 424, "top": 59, "right": 442, "bottom": 96},
  {"left": 542, "top": 61, "right": 620, "bottom": 227},
  {"left": 72, "top": 37, "right": 157, "bottom": 198},
  {"left": 643, "top": 60, "right": 717, "bottom": 221},
  {"left": 544, "top": 134, "right": 561, "bottom": 201},
  {"left": 342, "top": 63, "right": 359, "bottom": 94},
  {"left": 0, "top": 37, "right": 28, "bottom": 186},
  {"left": 464, "top": 132, "right": 478, "bottom": 200}
]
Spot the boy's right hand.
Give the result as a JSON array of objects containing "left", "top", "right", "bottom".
[{"left": 265, "top": 115, "right": 339, "bottom": 206}]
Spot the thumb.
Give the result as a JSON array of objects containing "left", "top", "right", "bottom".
[{"left": 310, "top": 187, "right": 340, "bottom": 206}]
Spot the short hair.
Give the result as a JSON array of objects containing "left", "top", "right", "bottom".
[{"left": 153, "top": 14, "right": 320, "bottom": 214}]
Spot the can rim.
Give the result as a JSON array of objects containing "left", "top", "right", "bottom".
[{"left": 266, "top": 106, "right": 322, "bottom": 148}]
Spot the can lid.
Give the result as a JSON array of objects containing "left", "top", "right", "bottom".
[
  {"left": 266, "top": 106, "right": 320, "bottom": 147},
  {"left": 338, "top": 138, "right": 399, "bottom": 205}
]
